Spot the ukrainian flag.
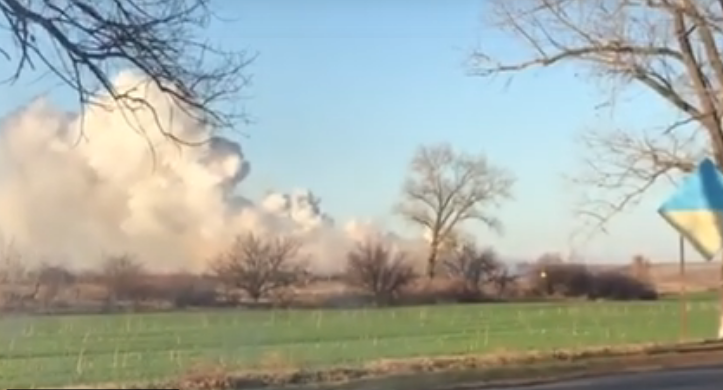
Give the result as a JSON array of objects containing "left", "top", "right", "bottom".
[{"left": 658, "top": 158, "right": 723, "bottom": 260}]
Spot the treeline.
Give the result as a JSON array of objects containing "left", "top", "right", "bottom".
[{"left": 0, "top": 234, "right": 657, "bottom": 314}]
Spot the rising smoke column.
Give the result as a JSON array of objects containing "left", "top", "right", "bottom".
[{"left": 0, "top": 70, "right": 408, "bottom": 274}]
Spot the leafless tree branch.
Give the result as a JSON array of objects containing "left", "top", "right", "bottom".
[
  {"left": 472, "top": 0, "right": 723, "bottom": 238},
  {"left": 0, "top": 0, "right": 253, "bottom": 145}
]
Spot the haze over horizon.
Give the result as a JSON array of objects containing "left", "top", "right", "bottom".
[{"left": 0, "top": 0, "right": 702, "bottom": 266}]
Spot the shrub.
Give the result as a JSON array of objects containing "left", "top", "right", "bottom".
[
  {"left": 99, "top": 253, "right": 145, "bottom": 303},
  {"left": 344, "top": 239, "right": 416, "bottom": 306},
  {"left": 134, "top": 273, "right": 218, "bottom": 309},
  {"left": 527, "top": 254, "right": 658, "bottom": 301},
  {"left": 210, "top": 233, "right": 308, "bottom": 303},
  {"left": 442, "top": 244, "right": 499, "bottom": 295},
  {"left": 34, "top": 263, "right": 76, "bottom": 307},
  {"left": 155, "top": 273, "right": 219, "bottom": 308},
  {"left": 591, "top": 271, "right": 658, "bottom": 300},
  {"left": 528, "top": 262, "right": 594, "bottom": 297}
]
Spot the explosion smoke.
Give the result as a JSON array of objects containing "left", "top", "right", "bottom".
[{"left": 0, "top": 71, "right": 413, "bottom": 274}]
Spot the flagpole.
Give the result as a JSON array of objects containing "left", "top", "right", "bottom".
[
  {"left": 719, "top": 253, "right": 723, "bottom": 339},
  {"left": 679, "top": 234, "right": 687, "bottom": 341},
  {"left": 657, "top": 158, "right": 723, "bottom": 340}
]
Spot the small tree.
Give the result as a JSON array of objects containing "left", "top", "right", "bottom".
[
  {"left": 210, "top": 233, "right": 307, "bottom": 303},
  {"left": 488, "top": 265, "right": 518, "bottom": 297},
  {"left": 35, "top": 263, "right": 75, "bottom": 307},
  {"left": 396, "top": 143, "right": 514, "bottom": 279},
  {"left": 442, "top": 243, "right": 500, "bottom": 295},
  {"left": 99, "top": 253, "right": 145, "bottom": 303},
  {"left": 344, "top": 239, "right": 416, "bottom": 306}
]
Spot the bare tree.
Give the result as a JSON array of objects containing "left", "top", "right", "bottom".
[
  {"left": 344, "top": 239, "right": 416, "bottom": 306},
  {"left": 440, "top": 236, "right": 518, "bottom": 297},
  {"left": 34, "top": 263, "right": 75, "bottom": 308},
  {"left": 488, "top": 265, "right": 518, "bottom": 297},
  {"left": 442, "top": 243, "right": 500, "bottom": 295},
  {"left": 470, "top": 0, "right": 723, "bottom": 336},
  {"left": 396, "top": 143, "right": 514, "bottom": 279},
  {"left": 210, "top": 233, "right": 308, "bottom": 303},
  {"left": 0, "top": 0, "right": 253, "bottom": 142}
]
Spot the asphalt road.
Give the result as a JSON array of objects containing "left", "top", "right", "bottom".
[{"left": 488, "top": 366, "right": 723, "bottom": 390}]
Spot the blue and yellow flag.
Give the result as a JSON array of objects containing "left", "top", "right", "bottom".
[{"left": 658, "top": 158, "right": 723, "bottom": 260}]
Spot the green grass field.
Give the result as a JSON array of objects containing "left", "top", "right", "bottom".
[{"left": 0, "top": 298, "right": 719, "bottom": 388}]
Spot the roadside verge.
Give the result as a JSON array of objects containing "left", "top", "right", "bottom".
[{"left": 75, "top": 340, "right": 723, "bottom": 390}]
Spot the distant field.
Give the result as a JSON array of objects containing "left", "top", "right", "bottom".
[
  {"left": 661, "top": 290, "right": 718, "bottom": 302},
  {"left": 0, "top": 297, "right": 720, "bottom": 389},
  {"left": 648, "top": 262, "right": 719, "bottom": 293}
]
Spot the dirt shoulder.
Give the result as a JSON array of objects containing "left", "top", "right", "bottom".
[
  {"left": 83, "top": 340, "right": 723, "bottom": 390},
  {"left": 267, "top": 344, "right": 723, "bottom": 390}
]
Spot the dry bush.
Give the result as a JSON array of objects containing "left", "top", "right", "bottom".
[
  {"left": 527, "top": 253, "right": 658, "bottom": 301},
  {"left": 591, "top": 271, "right": 658, "bottom": 301},
  {"left": 441, "top": 243, "right": 517, "bottom": 300},
  {"left": 118, "top": 274, "right": 172, "bottom": 309},
  {"left": 268, "top": 287, "right": 298, "bottom": 308},
  {"left": 210, "top": 233, "right": 309, "bottom": 303},
  {"left": 529, "top": 262, "right": 594, "bottom": 297},
  {"left": 99, "top": 253, "right": 145, "bottom": 304},
  {"left": 487, "top": 264, "right": 519, "bottom": 297},
  {"left": 343, "top": 239, "right": 416, "bottom": 306},
  {"left": 34, "top": 263, "right": 76, "bottom": 307},
  {"left": 156, "top": 273, "right": 220, "bottom": 308}
]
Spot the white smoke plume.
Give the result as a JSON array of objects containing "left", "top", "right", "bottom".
[{"left": 0, "top": 71, "right": 416, "bottom": 274}]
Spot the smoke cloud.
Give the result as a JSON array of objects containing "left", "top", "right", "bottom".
[{"left": 0, "top": 71, "right": 416, "bottom": 274}]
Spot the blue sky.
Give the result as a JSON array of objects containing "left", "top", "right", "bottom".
[{"left": 0, "top": 0, "right": 703, "bottom": 263}]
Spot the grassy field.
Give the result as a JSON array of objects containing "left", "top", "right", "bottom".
[{"left": 0, "top": 297, "right": 719, "bottom": 388}]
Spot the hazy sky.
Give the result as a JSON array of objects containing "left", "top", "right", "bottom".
[{"left": 0, "top": 0, "right": 703, "bottom": 264}]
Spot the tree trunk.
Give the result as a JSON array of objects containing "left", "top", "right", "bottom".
[{"left": 426, "top": 247, "right": 438, "bottom": 279}]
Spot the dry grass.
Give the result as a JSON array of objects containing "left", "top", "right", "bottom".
[
  {"left": 66, "top": 340, "right": 723, "bottom": 390},
  {"left": 5, "top": 259, "right": 713, "bottom": 314},
  {"left": 646, "top": 262, "right": 719, "bottom": 293},
  {"left": 296, "top": 261, "right": 719, "bottom": 304}
]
